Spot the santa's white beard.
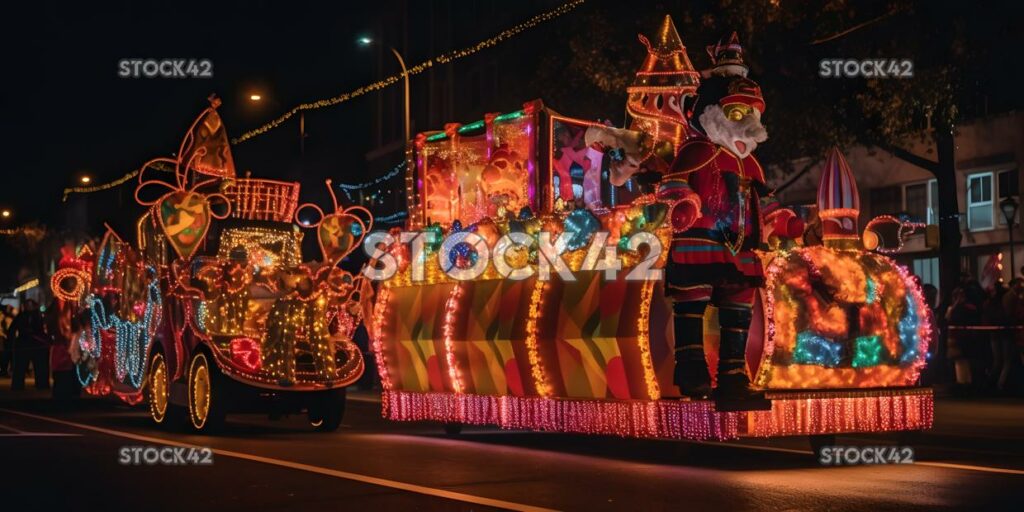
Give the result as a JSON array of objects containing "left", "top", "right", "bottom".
[{"left": 699, "top": 105, "right": 767, "bottom": 158}]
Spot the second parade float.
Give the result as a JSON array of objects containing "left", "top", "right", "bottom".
[{"left": 367, "top": 15, "right": 934, "bottom": 441}]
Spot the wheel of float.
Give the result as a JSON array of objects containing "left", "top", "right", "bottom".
[
  {"left": 148, "top": 352, "right": 170, "bottom": 424},
  {"left": 443, "top": 423, "right": 463, "bottom": 436},
  {"left": 308, "top": 388, "right": 346, "bottom": 432},
  {"left": 187, "top": 352, "right": 226, "bottom": 432}
]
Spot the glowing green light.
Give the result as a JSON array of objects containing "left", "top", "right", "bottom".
[{"left": 852, "top": 335, "right": 884, "bottom": 368}]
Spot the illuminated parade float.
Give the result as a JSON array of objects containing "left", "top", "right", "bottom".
[
  {"left": 50, "top": 100, "right": 371, "bottom": 432},
  {"left": 369, "top": 16, "right": 934, "bottom": 441}
]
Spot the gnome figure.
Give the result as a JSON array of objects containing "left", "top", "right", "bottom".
[{"left": 657, "top": 34, "right": 802, "bottom": 408}]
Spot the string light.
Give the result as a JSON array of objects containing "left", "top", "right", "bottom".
[
  {"left": 12, "top": 278, "right": 39, "bottom": 294},
  {"left": 82, "top": 273, "right": 162, "bottom": 389},
  {"left": 51, "top": 268, "right": 89, "bottom": 302},
  {"left": 371, "top": 285, "right": 394, "bottom": 391},
  {"left": 338, "top": 162, "right": 405, "bottom": 191},
  {"left": 62, "top": 2, "right": 583, "bottom": 202},
  {"left": 61, "top": 161, "right": 174, "bottom": 202},
  {"left": 524, "top": 280, "right": 553, "bottom": 397},
  {"left": 746, "top": 388, "right": 934, "bottom": 437},
  {"left": 231, "top": 0, "right": 586, "bottom": 145},
  {"left": 441, "top": 283, "right": 466, "bottom": 393},
  {"left": 382, "top": 390, "right": 735, "bottom": 440},
  {"left": 636, "top": 281, "right": 661, "bottom": 400}
]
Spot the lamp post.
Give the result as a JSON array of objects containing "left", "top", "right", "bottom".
[
  {"left": 1001, "top": 196, "right": 1019, "bottom": 279},
  {"left": 358, "top": 37, "right": 411, "bottom": 143}
]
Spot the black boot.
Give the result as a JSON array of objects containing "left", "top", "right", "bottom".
[
  {"left": 714, "top": 306, "right": 770, "bottom": 411},
  {"left": 672, "top": 301, "right": 712, "bottom": 399}
]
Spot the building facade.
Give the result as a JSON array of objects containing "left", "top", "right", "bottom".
[{"left": 772, "top": 111, "right": 1024, "bottom": 292}]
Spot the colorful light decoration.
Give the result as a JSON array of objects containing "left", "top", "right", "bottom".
[
  {"left": 636, "top": 280, "right": 661, "bottom": 400},
  {"left": 757, "top": 245, "right": 931, "bottom": 389},
  {"left": 230, "top": 337, "right": 262, "bottom": 372},
  {"left": 55, "top": 101, "right": 374, "bottom": 418},
  {"left": 863, "top": 214, "right": 926, "bottom": 253},
  {"left": 524, "top": 280, "right": 553, "bottom": 397},
  {"left": 441, "top": 283, "right": 466, "bottom": 393},
  {"left": 82, "top": 273, "right": 162, "bottom": 389},
  {"left": 381, "top": 388, "right": 933, "bottom": 440}
]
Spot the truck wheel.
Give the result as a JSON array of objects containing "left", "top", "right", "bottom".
[
  {"left": 308, "top": 388, "right": 346, "bottom": 432},
  {"left": 187, "top": 352, "right": 226, "bottom": 432},
  {"left": 148, "top": 352, "right": 171, "bottom": 425}
]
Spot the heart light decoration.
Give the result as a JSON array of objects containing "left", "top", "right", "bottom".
[
  {"left": 294, "top": 180, "right": 373, "bottom": 266},
  {"left": 134, "top": 98, "right": 232, "bottom": 260}
]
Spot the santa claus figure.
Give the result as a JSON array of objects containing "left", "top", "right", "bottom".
[{"left": 657, "top": 36, "right": 801, "bottom": 408}]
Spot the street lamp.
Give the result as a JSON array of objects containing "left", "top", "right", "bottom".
[
  {"left": 1001, "top": 196, "right": 1019, "bottom": 279},
  {"left": 358, "top": 36, "right": 411, "bottom": 142},
  {"left": 248, "top": 92, "right": 305, "bottom": 155},
  {"left": 80, "top": 175, "right": 91, "bottom": 184},
  {"left": 1, "top": 209, "right": 10, "bottom": 218}
]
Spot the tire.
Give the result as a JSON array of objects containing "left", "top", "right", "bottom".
[
  {"left": 187, "top": 352, "right": 226, "bottom": 432},
  {"left": 308, "top": 388, "right": 346, "bottom": 432},
  {"left": 148, "top": 352, "right": 171, "bottom": 425}
]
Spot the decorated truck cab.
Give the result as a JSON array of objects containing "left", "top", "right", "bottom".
[
  {"left": 367, "top": 17, "right": 933, "bottom": 443},
  {"left": 51, "top": 101, "right": 372, "bottom": 432}
]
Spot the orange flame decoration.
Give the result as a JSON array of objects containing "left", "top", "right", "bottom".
[{"left": 134, "top": 98, "right": 234, "bottom": 260}]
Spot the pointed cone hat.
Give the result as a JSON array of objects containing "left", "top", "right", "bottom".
[{"left": 630, "top": 15, "right": 700, "bottom": 90}]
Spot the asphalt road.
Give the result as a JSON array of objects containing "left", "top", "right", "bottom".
[{"left": 1, "top": 380, "right": 1022, "bottom": 511}]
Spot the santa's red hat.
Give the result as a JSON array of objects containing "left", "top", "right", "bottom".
[{"left": 720, "top": 76, "right": 765, "bottom": 113}]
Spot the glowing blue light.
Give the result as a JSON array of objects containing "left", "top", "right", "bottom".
[
  {"left": 79, "top": 271, "right": 163, "bottom": 389},
  {"left": 897, "top": 295, "right": 921, "bottom": 365},
  {"left": 792, "top": 331, "right": 843, "bottom": 367}
]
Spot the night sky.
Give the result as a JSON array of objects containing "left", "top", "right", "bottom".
[{"left": 2, "top": 1, "right": 382, "bottom": 220}]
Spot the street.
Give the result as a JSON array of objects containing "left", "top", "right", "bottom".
[{"left": 1, "top": 380, "right": 1022, "bottom": 511}]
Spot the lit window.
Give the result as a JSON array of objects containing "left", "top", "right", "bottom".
[{"left": 967, "top": 172, "right": 993, "bottom": 231}]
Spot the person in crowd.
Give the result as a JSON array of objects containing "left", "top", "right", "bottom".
[
  {"left": 9, "top": 299, "right": 50, "bottom": 391},
  {"left": 0, "top": 305, "right": 12, "bottom": 377},
  {"left": 946, "top": 282, "right": 984, "bottom": 394},
  {"left": 996, "top": 277, "right": 1024, "bottom": 392},
  {"left": 45, "top": 300, "right": 81, "bottom": 400},
  {"left": 983, "top": 281, "right": 1011, "bottom": 393}
]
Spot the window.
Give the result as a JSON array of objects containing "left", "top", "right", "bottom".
[
  {"left": 869, "top": 186, "right": 902, "bottom": 217},
  {"left": 912, "top": 257, "right": 939, "bottom": 295},
  {"left": 904, "top": 179, "right": 938, "bottom": 224},
  {"left": 967, "top": 172, "right": 994, "bottom": 231},
  {"left": 997, "top": 169, "right": 1019, "bottom": 226}
]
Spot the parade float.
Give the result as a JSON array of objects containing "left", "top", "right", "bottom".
[
  {"left": 368, "top": 16, "right": 933, "bottom": 442},
  {"left": 51, "top": 100, "right": 372, "bottom": 432}
]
